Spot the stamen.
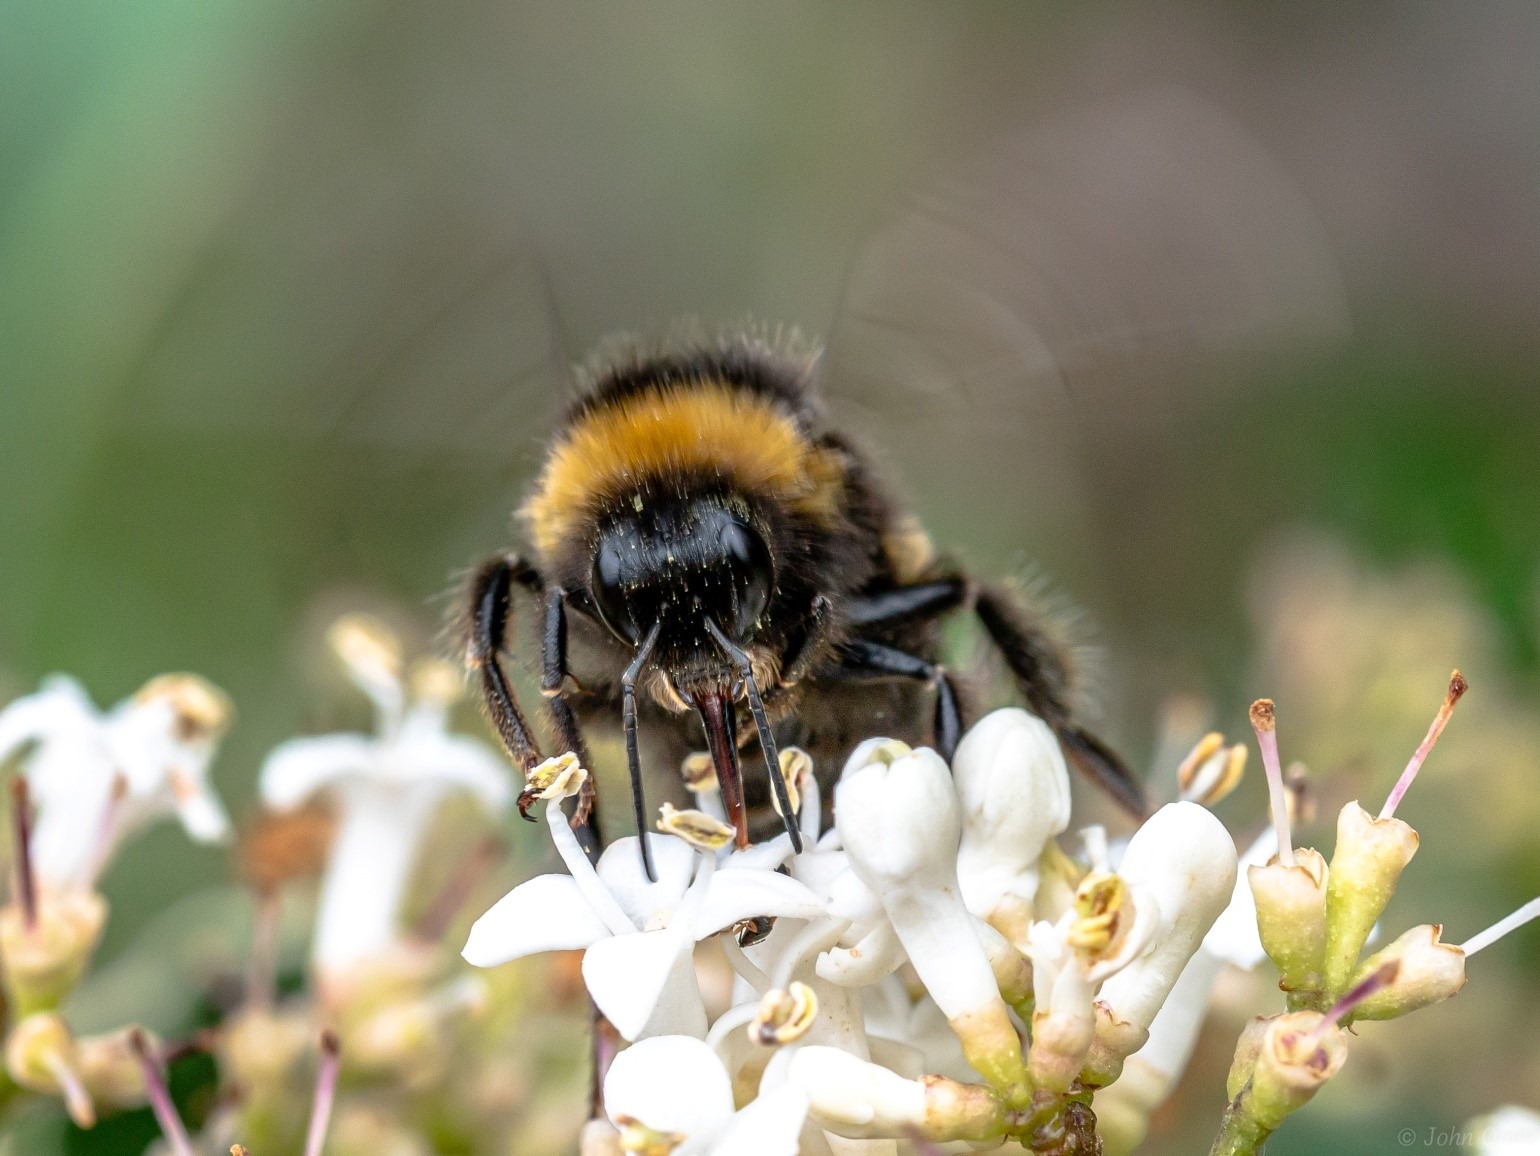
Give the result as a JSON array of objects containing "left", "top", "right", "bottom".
[
  {"left": 1249, "top": 699, "right": 1293, "bottom": 868},
  {"left": 1080, "top": 825, "right": 1110, "bottom": 874},
  {"left": 657, "top": 803, "right": 737, "bottom": 853},
  {"left": 232, "top": 1147, "right": 252, "bottom": 1156},
  {"left": 1306, "top": 961, "right": 1400, "bottom": 1047},
  {"left": 414, "top": 835, "right": 504, "bottom": 942},
  {"left": 750, "top": 981, "right": 818, "bottom": 1046},
  {"left": 128, "top": 1029, "right": 195, "bottom": 1156},
  {"left": 770, "top": 748, "right": 810, "bottom": 822},
  {"left": 1460, "top": 896, "right": 1540, "bottom": 957},
  {"left": 80, "top": 773, "right": 130, "bottom": 890},
  {"left": 1380, "top": 671, "right": 1468, "bottom": 819},
  {"left": 719, "top": 931, "right": 770, "bottom": 994},
  {"left": 679, "top": 752, "right": 718, "bottom": 793},
  {"left": 303, "top": 1030, "right": 341, "bottom": 1156},
  {"left": 42, "top": 1051, "right": 95, "bottom": 1129},
  {"left": 540, "top": 773, "right": 635, "bottom": 938},
  {"left": 9, "top": 777, "right": 37, "bottom": 931}
]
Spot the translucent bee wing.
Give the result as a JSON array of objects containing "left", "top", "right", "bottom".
[
  {"left": 122, "top": 142, "right": 567, "bottom": 459},
  {"left": 819, "top": 89, "right": 1348, "bottom": 563}
]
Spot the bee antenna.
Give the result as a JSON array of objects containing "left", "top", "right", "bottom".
[
  {"left": 704, "top": 619, "right": 803, "bottom": 855},
  {"left": 623, "top": 621, "right": 663, "bottom": 882}
]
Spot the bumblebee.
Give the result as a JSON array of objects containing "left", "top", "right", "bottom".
[{"left": 465, "top": 331, "right": 1144, "bottom": 879}]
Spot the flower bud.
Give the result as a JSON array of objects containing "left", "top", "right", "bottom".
[
  {"left": 74, "top": 1028, "right": 152, "bottom": 1111},
  {"left": 1342, "top": 924, "right": 1465, "bottom": 1022},
  {"left": 1242, "top": 1012, "right": 1348, "bottom": 1131},
  {"left": 1322, "top": 801, "right": 1418, "bottom": 996},
  {"left": 1248, "top": 847, "right": 1328, "bottom": 999},
  {"left": 835, "top": 745, "right": 957, "bottom": 891},
  {"left": 837, "top": 745, "right": 1030, "bottom": 1106},
  {"left": 952, "top": 709, "right": 1071, "bottom": 949},
  {"left": 0, "top": 889, "right": 107, "bottom": 1014},
  {"left": 221, "top": 1007, "right": 314, "bottom": 1091},
  {"left": 5, "top": 1014, "right": 154, "bottom": 1128},
  {"left": 787, "top": 1046, "right": 1009, "bottom": 1144}
]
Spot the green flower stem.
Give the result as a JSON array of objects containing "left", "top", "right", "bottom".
[{"left": 1209, "top": 1099, "right": 1272, "bottom": 1156}]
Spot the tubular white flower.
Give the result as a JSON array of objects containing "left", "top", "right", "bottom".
[
  {"left": 465, "top": 826, "right": 824, "bottom": 1041},
  {"left": 951, "top": 708, "right": 1071, "bottom": 946},
  {"left": 260, "top": 647, "right": 509, "bottom": 975},
  {"left": 1092, "top": 801, "right": 1237, "bottom": 1075},
  {"left": 605, "top": 1035, "right": 808, "bottom": 1155},
  {"left": 786, "top": 1046, "right": 1007, "bottom": 1145},
  {"left": 0, "top": 673, "right": 233, "bottom": 887},
  {"left": 1023, "top": 872, "right": 1156, "bottom": 1091},
  {"left": 835, "top": 743, "right": 1029, "bottom": 1106},
  {"left": 1469, "top": 1106, "right": 1540, "bottom": 1156},
  {"left": 834, "top": 746, "right": 993, "bottom": 1020}
]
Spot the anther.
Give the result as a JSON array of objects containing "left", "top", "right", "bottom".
[
  {"left": 750, "top": 981, "right": 818, "bottom": 1046},
  {"left": 657, "top": 803, "right": 737, "bottom": 852}
]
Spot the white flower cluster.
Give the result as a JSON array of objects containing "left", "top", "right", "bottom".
[{"left": 464, "top": 709, "right": 1246, "bottom": 1155}]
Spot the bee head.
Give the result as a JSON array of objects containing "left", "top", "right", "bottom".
[{"left": 589, "top": 493, "right": 774, "bottom": 681}]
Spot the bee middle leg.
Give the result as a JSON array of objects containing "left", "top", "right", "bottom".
[{"left": 823, "top": 638, "right": 963, "bottom": 760}]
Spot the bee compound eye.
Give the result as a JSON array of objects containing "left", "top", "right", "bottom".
[
  {"left": 591, "top": 538, "right": 640, "bottom": 644},
  {"left": 717, "top": 514, "right": 773, "bottom": 642}
]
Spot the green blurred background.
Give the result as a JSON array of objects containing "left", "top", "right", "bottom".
[{"left": 2, "top": 3, "right": 1538, "bottom": 1153}]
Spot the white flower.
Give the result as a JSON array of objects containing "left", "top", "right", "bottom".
[
  {"left": 604, "top": 1035, "right": 808, "bottom": 1155},
  {"left": 463, "top": 764, "right": 824, "bottom": 1041},
  {"left": 951, "top": 708, "right": 1071, "bottom": 945},
  {"left": 1469, "top": 1106, "right": 1540, "bottom": 1156},
  {"left": 259, "top": 618, "right": 510, "bottom": 974},
  {"left": 835, "top": 741, "right": 1030, "bottom": 1106},
  {"left": 0, "top": 673, "right": 232, "bottom": 887},
  {"left": 834, "top": 743, "right": 997, "bottom": 1024},
  {"left": 1095, "top": 802, "right": 1238, "bottom": 1036}
]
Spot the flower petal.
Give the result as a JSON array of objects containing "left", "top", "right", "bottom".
[
  {"left": 597, "top": 835, "right": 697, "bottom": 926},
  {"left": 259, "top": 734, "right": 378, "bottom": 809},
  {"left": 583, "top": 928, "right": 704, "bottom": 1040},
  {"left": 0, "top": 676, "right": 99, "bottom": 761},
  {"left": 462, "top": 874, "right": 610, "bottom": 967},
  {"left": 389, "top": 719, "right": 511, "bottom": 809},
  {"left": 174, "top": 782, "right": 231, "bottom": 843},
  {"left": 710, "top": 1083, "right": 809, "bottom": 1156},
  {"left": 604, "top": 1035, "right": 735, "bottom": 1140},
  {"left": 691, "top": 869, "right": 826, "bottom": 940}
]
